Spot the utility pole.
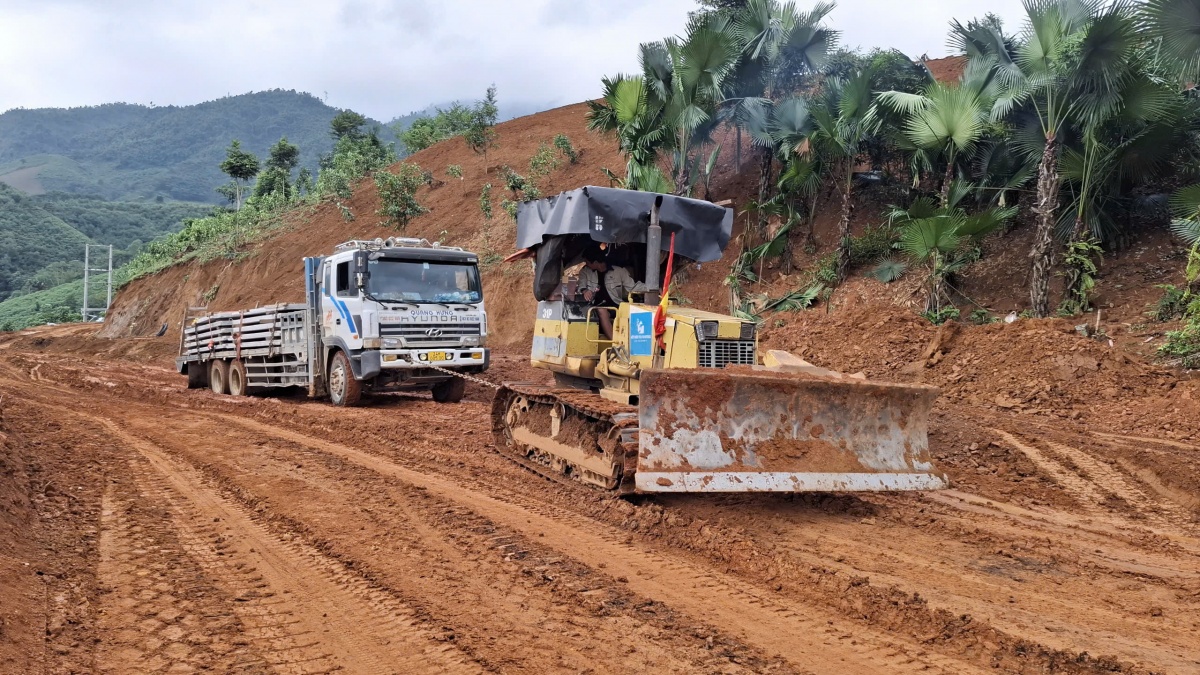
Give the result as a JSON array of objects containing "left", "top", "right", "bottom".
[{"left": 81, "top": 244, "right": 114, "bottom": 321}]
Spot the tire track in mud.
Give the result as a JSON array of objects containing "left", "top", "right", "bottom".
[
  {"left": 1043, "top": 440, "right": 1193, "bottom": 527},
  {"left": 993, "top": 429, "right": 1200, "bottom": 548},
  {"left": 2, "top": 356, "right": 1180, "bottom": 673},
  {"left": 87, "top": 413, "right": 485, "bottom": 675},
  {"left": 96, "top": 479, "right": 270, "bottom": 673},
  {"left": 208, "top": 411, "right": 991, "bottom": 675}
]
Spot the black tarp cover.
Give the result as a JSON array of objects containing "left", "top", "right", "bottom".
[
  {"left": 516, "top": 186, "right": 732, "bottom": 261},
  {"left": 517, "top": 187, "right": 733, "bottom": 300}
]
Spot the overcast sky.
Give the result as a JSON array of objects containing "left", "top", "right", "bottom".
[{"left": 0, "top": 0, "right": 1027, "bottom": 120}]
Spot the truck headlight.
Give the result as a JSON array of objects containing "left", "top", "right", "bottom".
[
  {"left": 382, "top": 338, "right": 401, "bottom": 348},
  {"left": 461, "top": 335, "right": 481, "bottom": 346},
  {"left": 363, "top": 337, "right": 381, "bottom": 349},
  {"left": 695, "top": 321, "right": 719, "bottom": 341}
]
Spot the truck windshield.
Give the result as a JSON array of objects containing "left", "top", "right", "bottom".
[{"left": 367, "top": 259, "right": 482, "bottom": 304}]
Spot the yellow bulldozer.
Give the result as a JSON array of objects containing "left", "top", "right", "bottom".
[{"left": 492, "top": 186, "right": 947, "bottom": 495}]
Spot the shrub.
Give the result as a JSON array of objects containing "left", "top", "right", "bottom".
[
  {"left": 554, "top": 134, "right": 578, "bottom": 163},
  {"left": 479, "top": 183, "right": 493, "bottom": 220},
  {"left": 500, "top": 199, "right": 519, "bottom": 222},
  {"left": 969, "top": 309, "right": 997, "bottom": 325},
  {"left": 375, "top": 164, "right": 428, "bottom": 229},
  {"left": 922, "top": 306, "right": 960, "bottom": 325},
  {"left": 446, "top": 164, "right": 463, "bottom": 180},
  {"left": 849, "top": 225, "right": 899, "bottom": 265},
  {"left": 1151, "top": 284, "right": 1189, "bottom": 322},
  {"left": 529, "top": 142, "right": 559, "bottom": 178}
]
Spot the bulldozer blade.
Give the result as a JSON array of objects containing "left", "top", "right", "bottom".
[{"left": 636, "top": 368, "right": 947, "bottom": 493}]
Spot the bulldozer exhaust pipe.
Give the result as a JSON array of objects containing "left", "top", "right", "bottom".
[{"left": 645, "top": 195, "right": 663, "bottom": 304}]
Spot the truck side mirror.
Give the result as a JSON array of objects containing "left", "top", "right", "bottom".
[{"left": 354, "top": 251, "right": 368, "bottom": 288}]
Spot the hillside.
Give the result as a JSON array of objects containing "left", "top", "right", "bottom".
[
  {"left": 98, "top": 100, "right": 1190, "bottom": 356},
  {"left": 0, "top": 91, "right": 395, "bottom": 203},
  {"left": 0, "top": 183, "right": 210, "bottom": 328},
  {"left": 0, "top": 184, "right": 89, "bottom": 301},
  {"left": 100, "top": 102, "right": 628, "bottom": 345}
]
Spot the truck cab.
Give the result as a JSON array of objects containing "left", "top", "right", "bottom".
[{"left": 309, "top": 237, "right": 489, "bottom": 404}]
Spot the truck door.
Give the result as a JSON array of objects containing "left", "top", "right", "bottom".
[{"left": 322, "top": 256, "right": 364, "bottom": 351}]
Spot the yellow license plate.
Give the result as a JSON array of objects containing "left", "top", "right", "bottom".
[{"left": 426, "top": 351, "right": 449, "bottom": 362}]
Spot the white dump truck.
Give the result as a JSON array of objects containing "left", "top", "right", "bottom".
[{"left": 176, "top": 237, "right": 490, "bottom": 405}]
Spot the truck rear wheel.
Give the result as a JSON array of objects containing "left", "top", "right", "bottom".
[
  {"left": 328, "top": 351, "right": 362, "bottom": 406},
  {"left": 209, "top": 360, "right": 230, "bottom": 395},
  {"left": 186, "top": 363, "right": 208, "bottom": 389},
  {"left": 431, "top": 376, "right": 466, "bottom": 403},
  {"left": 228, "top": 360, "right": 249, "bottom": 396}
]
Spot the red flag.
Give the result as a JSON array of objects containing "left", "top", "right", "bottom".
[{"left": 654, "top": 232, "right": 676, "bottom": 347}]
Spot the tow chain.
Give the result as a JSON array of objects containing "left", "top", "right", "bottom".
[{"left": 424, "top": 362, "right": 501, "bottom": 390}]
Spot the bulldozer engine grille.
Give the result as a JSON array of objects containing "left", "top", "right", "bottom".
[
  {"left": 698, "top": 340, "right": 756, "bottom": 368},
  {"left": 380, "top": 322, "right": 481, "bottom": 347}
]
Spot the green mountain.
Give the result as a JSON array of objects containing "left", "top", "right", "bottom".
[
  {"left": 0, "top": 183, "right": 210, "bottom": 303},
  {"left": 0, "top": 184, "right": 90, "bottom": 301},
  {"left": 0, "top": 90, "right": 396, "bottom": 203}
]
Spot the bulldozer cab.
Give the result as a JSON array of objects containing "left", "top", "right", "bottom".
[{"left": 515, "top": 187, "right": 735, "bottom": 394}]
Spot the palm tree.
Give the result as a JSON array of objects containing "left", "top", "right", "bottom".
[
  {"left": 877, "top": 58, "right": 997, "bottom": 206},
  {"left": 588, "top": 14, "right": 740, "bottom": 193},
  {"left": 888, "top": 182, "right": 1017, "bottom": 312},
  {"left": 807, "top": 66, "right": 882, "bottom": 281},
  {"left": 956, "top": 0, "right": 1141, "bottom": 317},
  {"left": 1140, "top": 0, "right": 1200, "bottom": 85},
  {"left": 730, "top": 0, "right": 836, "bottom": 234},
  {"left": 586, "top": 74, "right": 669, "bottom": 191}
]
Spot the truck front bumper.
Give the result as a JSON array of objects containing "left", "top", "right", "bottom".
[{"left": 378, "top": 348, "right": 490, "bottom": 370}]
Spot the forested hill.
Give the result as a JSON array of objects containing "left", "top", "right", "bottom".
[
  {"left": 0, "top": 183, "right": 210, "bottom": 303},
  {"left": 0, "top": 90, "right": 396, "bottom": 203}
]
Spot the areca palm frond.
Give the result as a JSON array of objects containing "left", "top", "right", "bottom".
[{"left": 1140, "top": 0, "right": 1200, "bottom": 84}]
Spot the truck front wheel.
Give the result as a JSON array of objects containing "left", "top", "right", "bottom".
[
  {"left": 328, "top": 351, "right": 362, "bottom": 407},
  {"left": 431, "top": 377, "right": 466, "bottom": 403}
]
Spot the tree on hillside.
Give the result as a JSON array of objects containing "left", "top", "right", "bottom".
[
  {"left": 399, "top": 103, "right": 474, "bottom": 153},
  {"left": 464, "top": 86, "right": 499, "bottom": 167},
  {"left": 731, "top": 0, "right": 836, "bottom": 234},
  {"left": 254, "top": 136, "right": 301, "bottom": 201},
  {"left": 877, "top": 58, "right": 997, "bottom": 206},
  {"left": 219, "top": 140, "right": 260, "bottom": 210},
  {"left": 330, "top": 110, "right": 370, "bottom": 141},
  {"left": 955, "top": 1, "right": 1145, "bottom": 317},
  {"left": 316, "top": 113, "right": 396, "bottom": 199},
  {"left": 807, "top": 65, "right": 882, "bottom": 281},
  {"left": 588, "top": 13, "right": 741, "bottom": 194}
]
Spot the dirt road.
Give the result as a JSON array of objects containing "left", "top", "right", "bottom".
[{"left": 1, "top": 342, "right": 1197, "bottom": 673}]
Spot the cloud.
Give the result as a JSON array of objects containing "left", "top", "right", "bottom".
[{"left": 0, "top": 0, "right": 1028, "bottom": 120}]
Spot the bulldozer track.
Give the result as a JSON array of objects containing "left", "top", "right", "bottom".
[{"left": 492, "top": 383, "right": 640, "bottom": 493}]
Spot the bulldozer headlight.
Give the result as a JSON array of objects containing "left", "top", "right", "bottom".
[
  {"left": 740, "top": 322, "right": 756, "bottom": 341},
  {"left": 696, "top": 321, "right": 719, "bottom": 341}
]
